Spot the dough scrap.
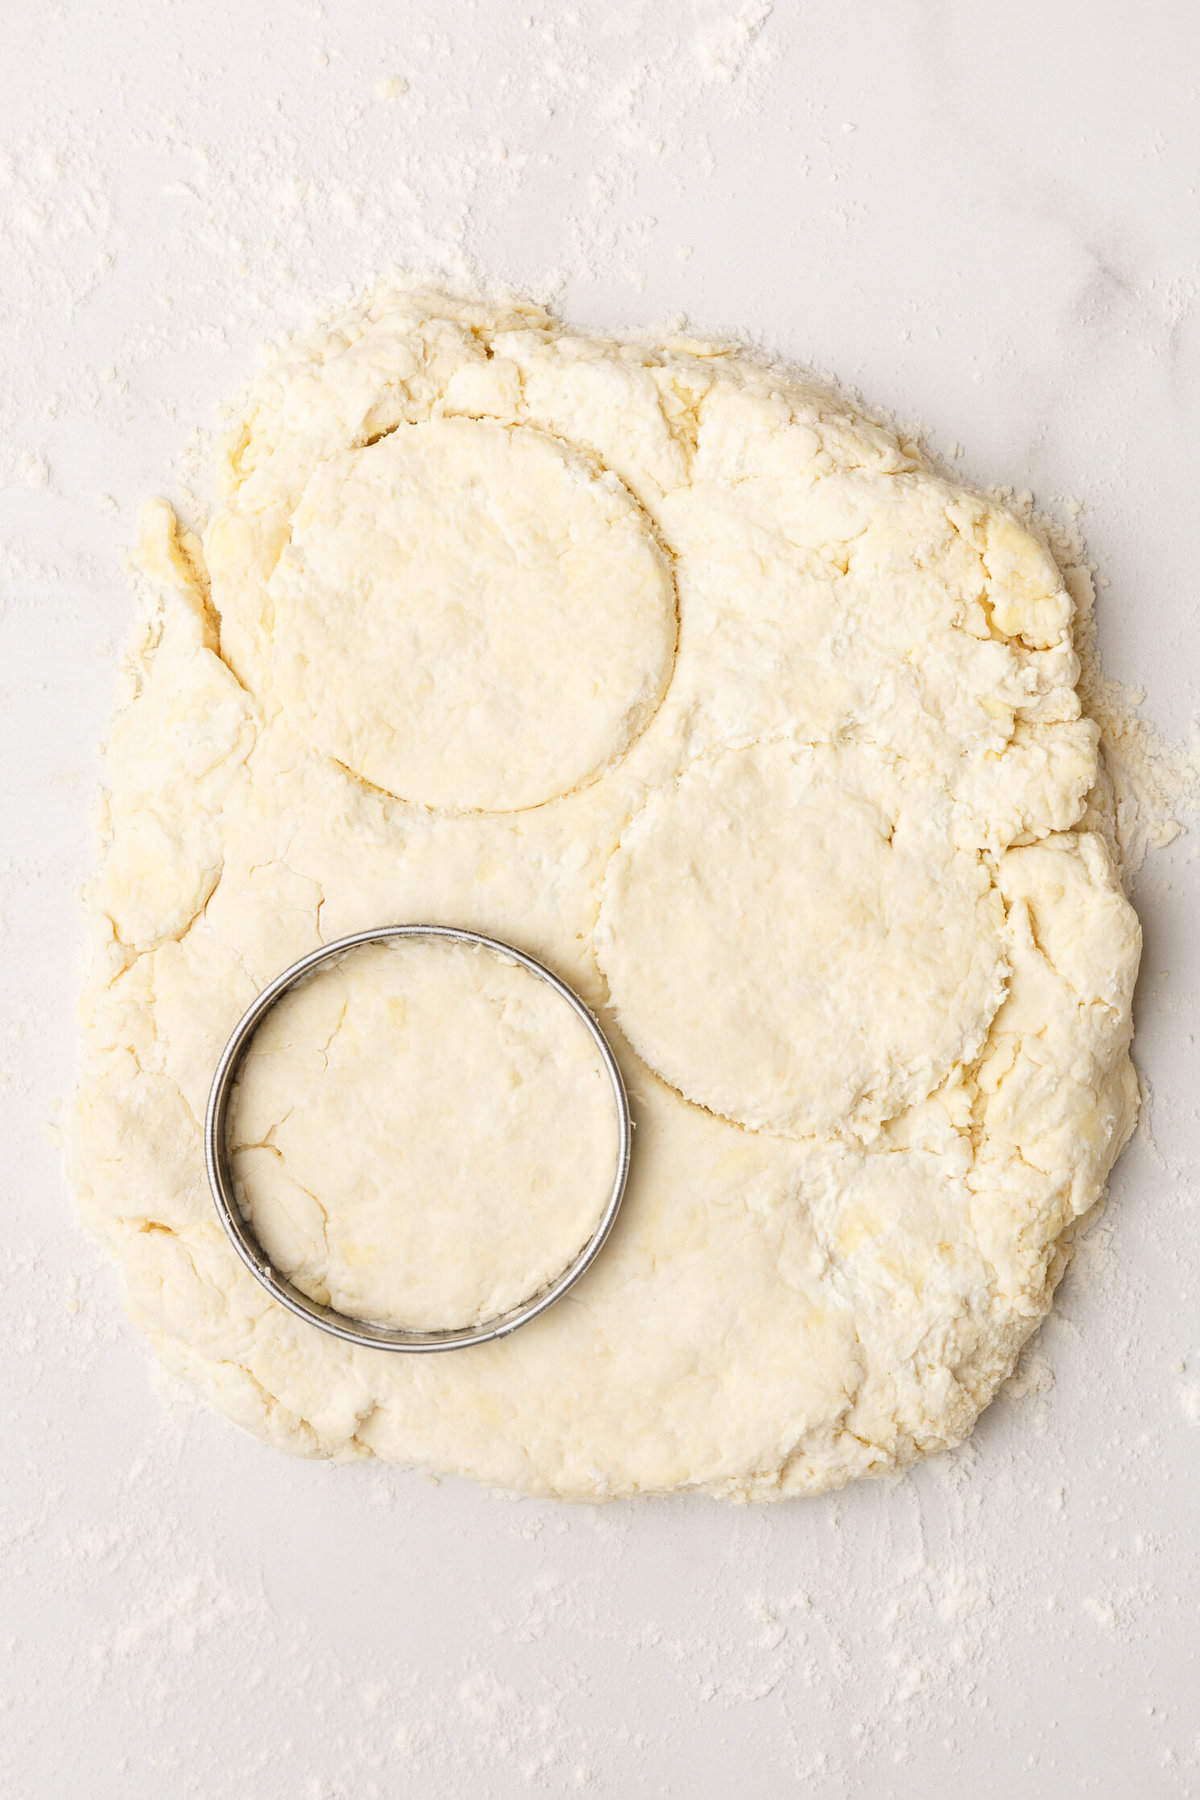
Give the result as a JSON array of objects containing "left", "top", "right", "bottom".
[{"left": 70, "top": 287, "right": 1141, "bottom": 1501}]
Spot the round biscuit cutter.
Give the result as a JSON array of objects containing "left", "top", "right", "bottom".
[{"left": 205, "top": 925, "right": 632, "bottom": 1352}]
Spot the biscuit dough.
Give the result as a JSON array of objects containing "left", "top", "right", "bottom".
[
  {"left": 71, "top": 287, "right": 1141, "bottom": 1499},
  {"left": 235, "top": 418, "right": 678, "bottom": 813},
  {"left": 595, "top": 741, "right": 1009, "bottom": 1138}
]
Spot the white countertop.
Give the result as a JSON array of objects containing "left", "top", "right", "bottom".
[{"left": 3, "top": 2, "right": 1198, "bottom": 1795}]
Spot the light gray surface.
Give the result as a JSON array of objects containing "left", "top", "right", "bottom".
[{"left": 2, "top": 2, "right": 1198, "bottom": 1796}]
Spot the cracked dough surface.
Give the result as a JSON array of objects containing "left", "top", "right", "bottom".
[{"left": 71, "top": 287, "right": 1141, "bottom": 1500}]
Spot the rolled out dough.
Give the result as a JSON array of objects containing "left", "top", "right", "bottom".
[
  {"left": 71, "top": 287, "right": 1140, "bottom": 1500},
  {"left": 227, "top": 936, "right": 620, "bottom": 1332}
]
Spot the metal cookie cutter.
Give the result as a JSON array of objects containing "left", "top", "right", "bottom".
[{"left": 205, "top": 924, "right": 632, "bottom": 1353}]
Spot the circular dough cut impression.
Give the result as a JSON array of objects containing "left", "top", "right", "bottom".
[
  {"left": 596, "top": 742, "right": 1009, "bottom": 1138},
  {"left": 264, "top": 418, "right": 677, "bottom": 812},
  {"left": 226, "top": 937, "right": 620, "bottom": 1331}
]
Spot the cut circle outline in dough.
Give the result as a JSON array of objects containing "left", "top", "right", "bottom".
[
  {"left": 594, "top": 738, "right": 1010, "bottom": 1140},
  {"left": 257, "top": 416, "right": 680, "bottom": 814}
]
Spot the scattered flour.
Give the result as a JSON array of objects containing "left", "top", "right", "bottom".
[
  {"left": 1178, "top": 1380, "right": 1200, "bottom": 1425},
  {"left": 694, "top": 0, "right": 776, "bottom": 84}
]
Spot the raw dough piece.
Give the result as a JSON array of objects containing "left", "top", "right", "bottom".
[
  {"left": 228, "top": 937, "right": 620, "bottom": 1331},
  {"left": 219, "top": 415, "right": 677, "bottom": 812},
  {"left": 70, "top": 287, "right": 1141, "bottom": 1500},
  {"left": 595, "top": 741, "right": 1009, "bottom": 1138}
]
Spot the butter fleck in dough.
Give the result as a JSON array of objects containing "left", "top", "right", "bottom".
[{"left": 71, "top": 287, "right": 1141, "bottom": 1499}]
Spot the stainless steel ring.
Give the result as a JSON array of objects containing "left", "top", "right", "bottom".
[{"left": 204, "top": 924, "right": 632, "bottom": 1353}]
